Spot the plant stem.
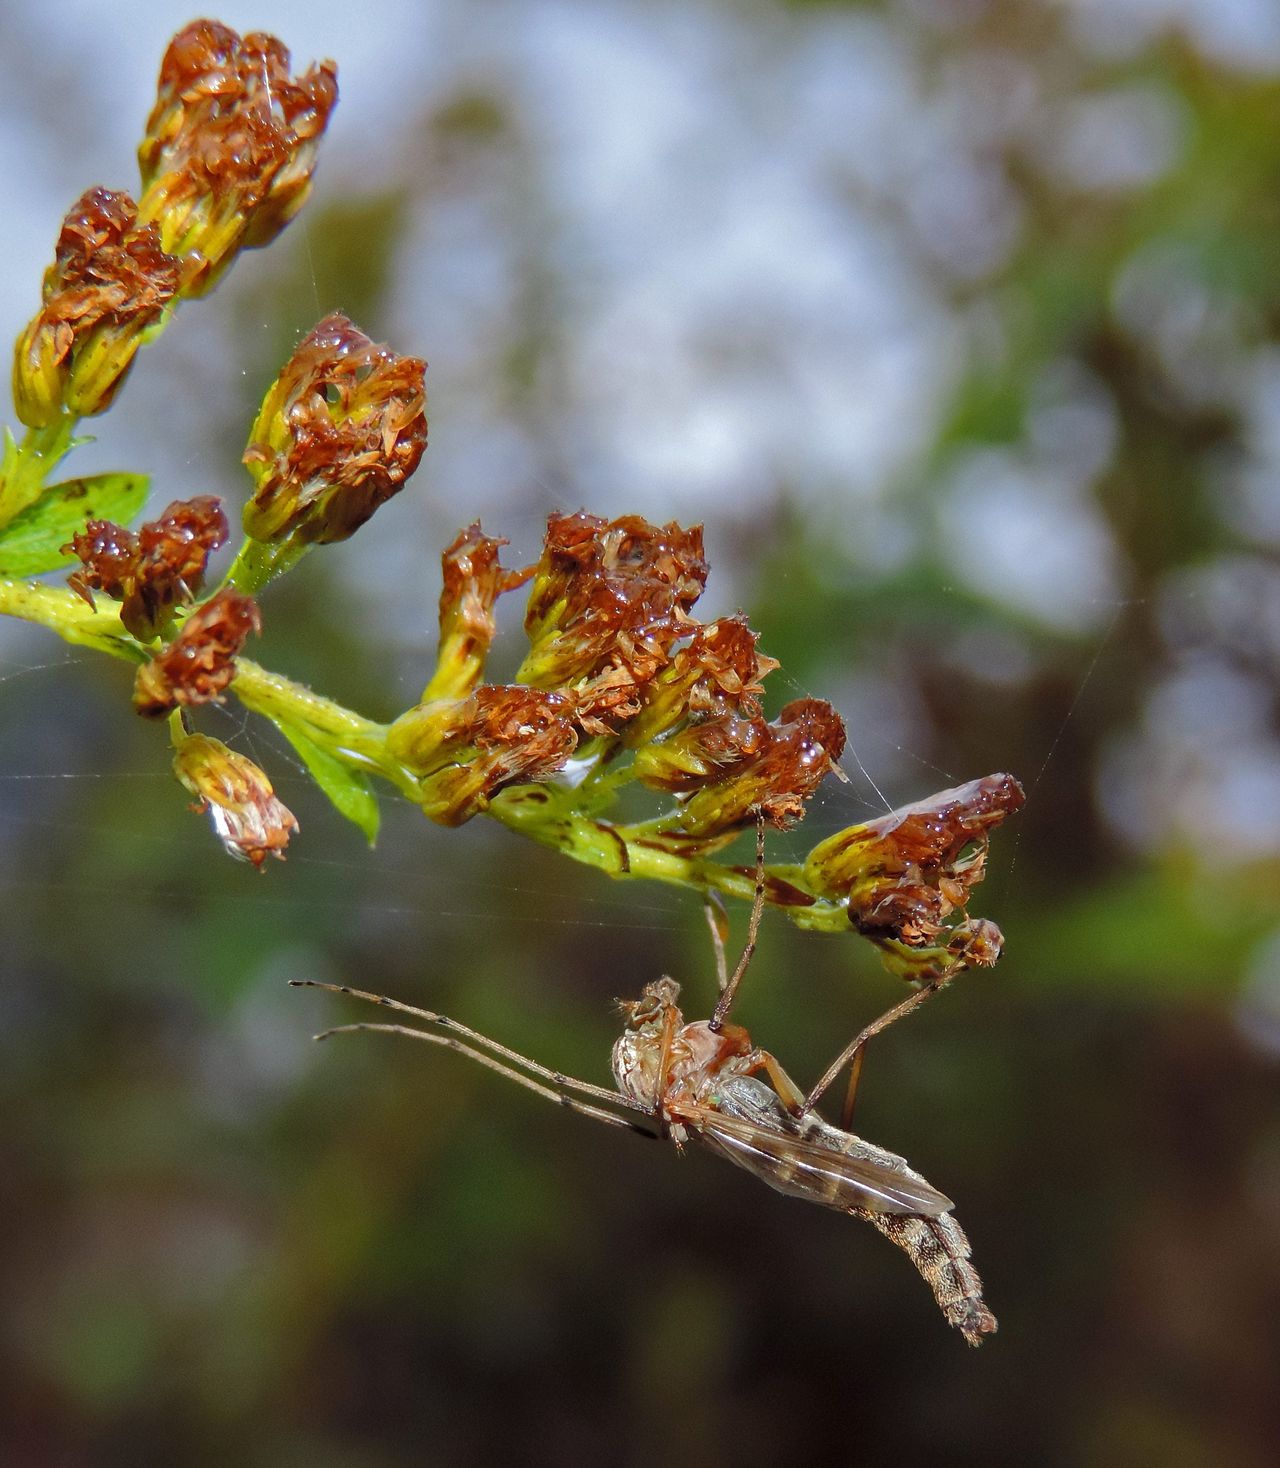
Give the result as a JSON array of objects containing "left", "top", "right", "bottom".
[
  {"left": 222, "top": 536, "right": 311, "bottom": 596},
  {"left": 488, "top": 784, "right": 852, "bottom": 933},
  {"left": 0, "top": 578, "right": 141, "bottom": 658},
  {"left": 0, "top": 418, "right": 79, "bottom": 525}
]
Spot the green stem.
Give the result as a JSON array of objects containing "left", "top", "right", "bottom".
[
  {"left": 0, "top": 578, "right": 141, "bottom": 658},
  {"left": 222, "top": 536, "right": 312, "bottom": 596},
  {"left": 0, "top": 417, "right": 79, "bottom": 525},
  {"left": 489, "top": 784, "right": 852, "bottom": 934},
  {"left": 229, "top": 658, "right": 420, "bottom": 800}
]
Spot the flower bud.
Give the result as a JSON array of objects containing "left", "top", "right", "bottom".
[
  {"left": 12, "top": 188, "right": 180, "bottom": 427},
  {"left": 388, "top": 685, "right": 578, "bottom": 825},
  {"left": 137, "top": 20, "right": 337, "bottom": 295},
  {"left": 803, "top": 773, "right": 1025, "bottom": 947},
  {"left": 623, "top": 615, "right": 775, "bottom": 749},
  {"left": 172, "top": 732, "right": 297, "bottom": 866},
  {"left": 242, "top": 314, "right": 427, "bottom": 546},
  {"left": 65, "top": 495, "right": 228, "bottom": 640},
  {"left": 674, "top": 698, "right": 846, "bottom": 837},
  {"left": 133, "top": 589, "right": 260, "bottom": 717},
  {"left": 517, "top": 512, "right": 707, "bottom": 731},
  {"left": 632, "top": 711, "right": 769, "bottom": 793},
  {"left": 879, "top": 917, "right": 1008, "bottom": 986},
  {"left": 424, "top": 523, "right": 531, "bottom": 702}
]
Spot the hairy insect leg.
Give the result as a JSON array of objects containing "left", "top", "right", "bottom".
[
  {"left": 290, "top": 979, "right": 636, "bottom": 1111},
  {"left": 801, "top": 978, "right": 948, "bottom": 1117},
  {"left": 310, "top": 1020, "right": 657, "bottom": 1134},
  {"left": 709, "top": 812, "right": 766, "bottom": 1031}
]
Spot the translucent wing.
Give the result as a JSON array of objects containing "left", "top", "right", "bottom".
[{"left": 678, "top": 1102, "right": 954, "bottom": 1217}]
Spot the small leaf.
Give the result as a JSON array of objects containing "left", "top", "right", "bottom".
[
  {"left": 0, "top": 472, "right": 149, "bottom": 575},
  {"left": 275, "top": 720, "right": 380, "bottom": 845},
  {"left": 0, "top": 428, "right": 19, "bottom": 488}
]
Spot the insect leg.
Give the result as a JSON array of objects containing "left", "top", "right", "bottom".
[
  {"left": 747, "top": 1049, "right": 807, "bottom": 1113},
  {"left": 839, "top": 1044, "right": 867, "bottom": 1130},
  {"left": 291, "top": 979, "right": 639, "bottom": 1111},
  {"left": 703, "top": 891, "right": 730, "bottom": 992},
  {"left": 709, "top": 811, "right": 766, "bottom": 1031},
  {"left": 800, "top": 977, "right": 948, "bottom": 1116}
]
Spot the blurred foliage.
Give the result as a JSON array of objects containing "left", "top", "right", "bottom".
[{"left": 3, "top": 2, "right": 1280, "bottom": 1465}]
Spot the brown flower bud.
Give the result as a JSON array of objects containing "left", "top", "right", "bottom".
[
  {"left": 517, "top": 512, "right": 708, "bottom": 727},
  {"left": 803, "top": 773, "right": 1025, "bottom": 947},
  {"left": 241, "top": 314, "right": 427, "bottom": 545},
  {"left": 674, "top": 698, "right": 847, "bottom": 836},
  {"left": 137, "top": 20, "right": 338, "bottom": 295},
  {"left": 424, "top": 523, "right": 532, "bottom": 702},
  {"left": 388, "top": 685, "right": 578, "bottom": 825},
  {"left": 12, "top": 188, "right": 180, "bottom": 427},
  {"left": 633, "top": 711, "right": 770, "bottom": 793},
  {"left": 624, "top": 615, "right": 775, "bottom": 749},
  {"left": 879, "top": 917, "right": 1009, "bottom": 986},
  {"left": 172, "top": 732, "right": 297, "bottom": 866},
  {"left": 133, "top": 589, "right": 260, "bottom": 717},
  {"left": 65, "top": 495, "right": 228, "bottom": 640}
]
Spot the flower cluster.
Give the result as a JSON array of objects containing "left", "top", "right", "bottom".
[
  {"left": 137, "top": 19, "right": 337, "bottom": 294},
  {"left": 12, "top": 187, "right": 180, "bottom": 428},
  {"left": 0, "top": 16, "right": 1020, "bottom": 978},
  {"left": 390, "top": 510, "right": 847, "bottom": 838},
  {"left": 65, "top": 495, "right": 229, "bottom": 640},
  {"left": 10, "top": 20, "right": 336, "bottom": 436}
]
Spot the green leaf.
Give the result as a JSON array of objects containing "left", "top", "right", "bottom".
[
  {"left": 0, "top": 472, "right": 149, "bottom": 575},
  {"left": 275, "top": 719, "right": 381, "bottom": 845},
  {"left": 0, "top": 427, "right": 19, "bottom": 489}
]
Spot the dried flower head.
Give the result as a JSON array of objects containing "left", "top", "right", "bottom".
[
  {"left": 673, "top": 697, "right": 848, "bottom": 836},
  {"left": 624, "top": 614, "right": 776, "bottom": 748},
  {"left": 137, "top": 20, "right": 338, "bottom": 294},
  {"left": 388, "top": 684, "right": 578, "bottom": 825},
  {"left": 427, "top": 523, "right": 532, "bottom": 702},
  {"left": 172, "top": 732, "right": 297, "bottom": 867},
  {"left": 65, "top": 495, "right": 229, "bottom": 640},
  {"left": 804, "top": 773, "right": 1025, "bottom": 947},
  {"left": 241, "top": 314, "right": 427, "bottom": 545},
  {"left": 133, "top": 589, "right": 261, "bottom": 717},
  {"left": 519, "top": 512, "right": 708, "bottom": 728},
  {"left": 12, "top": 187, "right": 180, "bottom": 428}
]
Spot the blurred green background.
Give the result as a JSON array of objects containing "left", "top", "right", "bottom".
[{"left": 2, "top": 1, "right": 1279, "bottom": 1464}]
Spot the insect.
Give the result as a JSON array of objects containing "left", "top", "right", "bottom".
[{"left": 292, "top": 829, "right": 997, "bottom": 1345}]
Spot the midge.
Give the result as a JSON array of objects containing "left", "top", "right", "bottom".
[{"left": 292, "top": 831, "right": 996, "bottom": 1346}]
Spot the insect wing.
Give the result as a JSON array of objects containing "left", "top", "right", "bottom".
[{"left": 681, "top": 1104, "right": 954, "bottom": 1216}]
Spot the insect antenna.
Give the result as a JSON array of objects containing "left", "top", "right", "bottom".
[{"left": 290, "top": 980, "right": 656, "bottom": 1136}]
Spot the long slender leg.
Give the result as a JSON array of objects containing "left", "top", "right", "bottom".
[
  {"left": 709, "top": 813, "right": 766, "bottom": 1031},
  {"left": 314, "top": 1020, "right": 656, "bottom": 1134},
  {"left": 839, "top": 1045, "right": 867, "bottom": 1131},
  {"left": 801, "top": 978, "right": 947, "bottom": 1116},
  {"left": 291, "top": 979, "right": 632, "bottom": 1110},
  {"left": 703, "top": 892, "right": 730, "bottom": 992}
]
